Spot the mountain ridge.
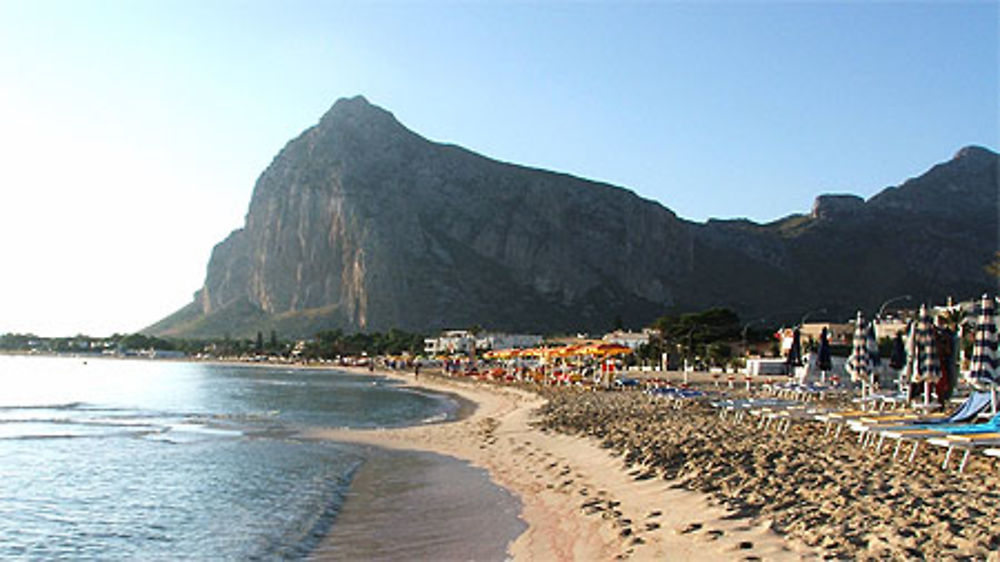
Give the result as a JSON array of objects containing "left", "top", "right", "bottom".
[{"left": 146, "top": 97, "right": 999, "bottom": 337}]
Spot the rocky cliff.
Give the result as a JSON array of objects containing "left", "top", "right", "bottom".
[{"left": 147, "top": 97, "right": 999, "bottom": 337}]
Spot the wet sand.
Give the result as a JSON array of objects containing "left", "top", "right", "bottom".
[
  {"left": 310, "top": 446, "right": 524, "bottom": 561},
  {"left": 304, "top": 369, "right": 814, "bottom": 560}
]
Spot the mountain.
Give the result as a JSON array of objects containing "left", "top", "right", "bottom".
[{"left": 146, "top": 97, "right": 999, "bottom": 338}]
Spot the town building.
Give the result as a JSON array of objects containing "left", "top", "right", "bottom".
[
  {"left": 423, "top": 330, "right": 542, "bottom": 356},
  {"left": 601, "top": 329, "right": 657, "bottom": 350}
]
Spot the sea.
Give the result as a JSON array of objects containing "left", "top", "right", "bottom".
[{"left": 0, "top": 355, "right": 524, "bottom": 560}]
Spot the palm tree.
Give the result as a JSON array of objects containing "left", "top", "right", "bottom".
[{"left": 937, "top": 307, "right": 967, "bottom": 332}]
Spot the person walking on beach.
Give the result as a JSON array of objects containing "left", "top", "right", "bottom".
[{"left": 414, "top": 362, "right": 420, "bottom": 379}]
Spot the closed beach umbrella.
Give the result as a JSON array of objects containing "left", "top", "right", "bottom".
[
  {"left": 889, "top": 330, "right": 907, "bottom": 394},
  {"left": 904, "top": 320, "right": 917, "bottom": 399},
  {"left": 846, "top": 312, "right": 872, "bottom": 398},
  {"left": 817, "top": 328, "right": 832, "bottom": 384},
  {"left": 889, "top": 332, "right": 906, "bottom": 370},
  {"left": 865, "top": 323, "right": 881, "bottom": 389},
  {"left": 913, "top": 304, "right": 940, "bottom": 407},
  {"left": 786, "top": 328, "right": 802, "bottom": 374},
  {"left": 866, "top": 324, "right": 881, "bottom": 368},
  {"left": 966, "top": 293, "right": 998, "bottom": 412}
]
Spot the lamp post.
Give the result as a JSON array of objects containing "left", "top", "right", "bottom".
[
  {"left": 877, "top": 294, "right": 912, "bottom": 320},
  {"left": 799, "top": 308, "right": 827, "bottom": 327}
]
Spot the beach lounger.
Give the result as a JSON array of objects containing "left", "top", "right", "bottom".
[
  {"left": 856, "top": 392, "right": 992, "bottom": 449},
  {"left": 763, "top": 404, "right": 831, "bottom": 433},
  {"left": 815, "top": 409, "right": 900, "bottom": 438},
  {"left": 926, "top": 433, "right": 1000, "bottom": 472},
  {"left": 984, "top": 448, "right": 1000, "bottom": 467},
  {"left": 874, "top": 410, "right": 1000, "bottom": 463},
  {"left": 713, "top": 398, "right": 798, "bottom": 422}
]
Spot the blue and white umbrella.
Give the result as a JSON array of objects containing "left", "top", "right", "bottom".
[
  {"left": 904, "top": 319, "right": 918, "bottom": 400},
  {"left": 847, "top": 312, "right": 873, "bottom": 397},
  {"left": 912, "top": 304, "right": 940, "bottom": 406},
  {"left": 865, "top": 323, "right": 881, "bottom": 388},
  {"left": 966, "top": 293, "right": 998, "bottom": 412}
]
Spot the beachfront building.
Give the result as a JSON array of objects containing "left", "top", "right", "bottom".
[
  {"left": 424, "top": 330, "right": 476, "bottom": 356},
  {"left": 477, "top": 332, "right": 543, "bottom": 351},
  {"left": 799, "top": 322, "right": 853, "bottom": 346},
  {"left": 423, "top": 330, "right": 542, "bottom": 356},
  {"left": 873, "top": 317, "right": 909, "bottom": 340},
  {"left": 602, "top": 329, "right": 656, "bottom": 350}
]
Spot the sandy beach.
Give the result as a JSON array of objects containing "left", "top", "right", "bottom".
[{"left": 304, "top": 369, "right": 820, "bottom": 561}]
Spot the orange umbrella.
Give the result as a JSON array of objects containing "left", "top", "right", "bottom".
[
  {"left": 484, "top": 348, "right": 517, "bottom": 360},
  {"left": 583, "top": 343, "right": 633, "bottom": 357}
]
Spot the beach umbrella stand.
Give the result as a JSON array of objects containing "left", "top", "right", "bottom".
[
  {"left": 912, "top": 304, "right": 940, "bottom": 409},
  {"left": 817, "top": 328, "right": 832, "bottom": 386},
  {"left": 966, "top": 293, "right": 998, "bottom": 414},
  {"left": 847, "top": 312, "right": 872, "bottom": 407}
]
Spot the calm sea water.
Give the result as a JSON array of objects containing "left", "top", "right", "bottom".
[{"left": 0, "top": 355, "right": 521, "bottom": 560}]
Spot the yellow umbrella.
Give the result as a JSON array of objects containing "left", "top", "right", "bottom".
[{"left": 580, "top": 343, "right": 632, "bottom": 357}]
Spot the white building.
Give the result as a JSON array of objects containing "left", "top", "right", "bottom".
[
  {"left": 423, "top": 330, "right": 542, "bottom": 356},
  {"left": 602, "top": 329, "right": 656, "bottom": 350},
  {"left": 423, "top": 330, "right": 476, "bottom": 356},
  {"left": 476, "top": 332, "right": 542, "bottom": 351}
]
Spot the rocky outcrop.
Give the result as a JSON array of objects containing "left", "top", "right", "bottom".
[
  {"left": 811, "top": 195, "right": 865, "bottom": 220},
  {"left": 146, "top": 97, "right": 999, "bottom": 338},
  {"left": 148, "top": 97, "right": 695, "bottom": 337}
]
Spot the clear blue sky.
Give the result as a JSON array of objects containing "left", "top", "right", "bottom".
[{"left": 0, "top": 0, "right": 996, "bottom": 336}]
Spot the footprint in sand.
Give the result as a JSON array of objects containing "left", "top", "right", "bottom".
[
  {"left": 647, "top": 510, "right": 662, "bottom": 518},
  {"left": 645, "top": 522, "right": 661, "bottom": 531},
  {"left": 679, "top": 522, "right": 703, "bottom": 535},
  {"left": 705, "top": 529, "right": 725, "bottom": 541}
]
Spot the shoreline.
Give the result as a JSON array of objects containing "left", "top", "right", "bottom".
[{"left": 303, "top": 367, "right": 816, "bottom": 560}]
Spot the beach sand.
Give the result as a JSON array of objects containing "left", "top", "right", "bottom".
[{"left": 304, "top": 369, "right": 817, "bottom": 561}]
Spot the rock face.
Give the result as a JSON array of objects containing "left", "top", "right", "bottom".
[{"left": 147, "top": 97, "right": 999, "bottom": 337}]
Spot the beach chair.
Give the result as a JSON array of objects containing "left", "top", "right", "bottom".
[
  {"left": 984, "top": 448, "right": 1000, "bottom": 468},
  {"left": 875, "top": 409, "right": 1000, "bottom": 463},
  {"left": 815, "top": 409, "right": 896, "bottom": 438},
  {"left": 925, "top": 433, "right": 1000, "bottom": 472},
  {"left": 712, "top": 398, "right": 797, "bottom": 422},
  {"left": 763, "top": 403, "right": 831, "bottom": 433},
  {"left": 857, "top": 392, "right": 992, "bottom": 452}
]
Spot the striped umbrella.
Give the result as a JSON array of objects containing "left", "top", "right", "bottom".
[
  {"left": 913, "top": 304, "right": 940, "bottom": 406},
  {"left": 865, "top": 323, "right": 881, "bottom": 389},
  {"left": 817, "top": 328, "right": 832, "bottom": 372},
  {"left": 866, "top": 324, "right": 881, "bottom": 368},
  {"left": 846, "top": 311, "right": 871, "bottom": 384},
  {"left": 966, "top": 293, "right": 998, "bottom": 392},
  {"left": 903, "top": 320, "right": 918, "bottom": 400}
]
